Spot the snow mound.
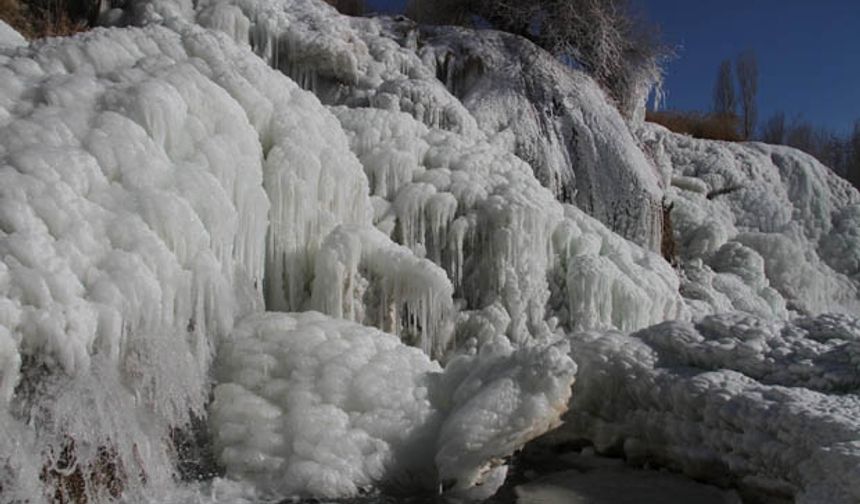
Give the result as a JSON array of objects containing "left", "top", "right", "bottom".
[
  {"left": 642, "top": 123, "right": 860, "bottom": 316},
  {"left": 210, "top": 311, "right": 576, "bottom": 500},
  {"left": 552, "top": 312, "right": 860, "bottom": 504}
]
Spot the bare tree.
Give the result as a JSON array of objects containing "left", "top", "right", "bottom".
[
  {"left": 849, "top": 121, "right": 860, "bottom": 187},
  {"left": 712, "top": 59, "right": 735, "bottom": 117},
  {"left": 785, "top": 117, "right": 815, "bottom": 154},
  {"left": 736, "top": 50, "right": 758, "bottom": 140},
  {"left": 406, "top": 0, "right": 670, "bottom": 121},
  {"left": 761, "top": 112, "right": 786, "bottom": 144}
]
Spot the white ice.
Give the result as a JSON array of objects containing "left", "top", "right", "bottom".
[
  {"left": 210, "top": 311, "right": 576, "bottom": 500},
  {"left": 553, "top": 312, "right": 860, "bottom": 503},
  {"left": 641, "top": 123, "right": 860, "bottom": 317}
]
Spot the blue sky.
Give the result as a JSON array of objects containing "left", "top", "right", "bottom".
[{"left": 365, "top": 0, "right": 860, "bottom": 134}]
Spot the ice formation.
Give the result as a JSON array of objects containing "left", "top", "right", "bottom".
[
  {"left": 553, "top": 313, "right": 860, "bottom": 503},
  {"left": 641, "top": 123, "right": 860, "bottom": 317},
  {"left": 0, "top": 21, "right": 277, "bottom": 500},
  {"left": 210, "top": 312, "right": 576, "bottom": 499},
  {"left": 193, "top": 0, "right": 667, "bottom": 249},
  {"left": 1, "top": 0, "right": 859, "bottom": 502}
]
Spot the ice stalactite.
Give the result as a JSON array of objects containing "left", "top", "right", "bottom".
[
  {"left": 257, "top": 76, "right": 373, "bottom": 313},
  {"left": 419, "top": 27, "right": 667, "bottom": 250},
  {"left": 333, "top": 106, "right": 686, "bottom": 344},
  {"left": 311, "top": 226, "right": 455, "bottom": 358}
]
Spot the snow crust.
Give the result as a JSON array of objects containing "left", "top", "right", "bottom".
[{"left": 553, "top": 312, "right": 860, "bottom": 503}]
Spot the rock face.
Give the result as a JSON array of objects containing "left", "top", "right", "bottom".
[{"left": 0, "top": 0, "right": 858, "bottom": 503}]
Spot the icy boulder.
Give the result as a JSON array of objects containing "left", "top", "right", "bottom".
[
  {"left": 550, "top": 313, "right": 860, "bottom": 504},
  {"left": 210, "top": 311, "right": 576, "bottom": 500},
  {"left": 642, "top": 123, "right": 860, "bottom": 316}
]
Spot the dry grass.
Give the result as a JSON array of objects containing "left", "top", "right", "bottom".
[
  {"left": 647, "top": 110, "right": 742, "bottom": 142},
  {"left": 0, "top": 0, "right": 92, "bottom": 39},
  {"left": 0, "top": 0, "right": 30, "bottom": 35}
]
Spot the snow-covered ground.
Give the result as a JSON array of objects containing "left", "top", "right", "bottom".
[{"left": 0, "top": 0, "right": 858, "bottom": 502}]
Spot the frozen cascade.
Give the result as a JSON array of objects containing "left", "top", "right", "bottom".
[
  {"left": 0, "top": 23, "right": 273, "bottom": 500},
  {"left": 0, "top": 4, "right": 585, "bottom": 500},
  {"left": 194, "top": 0, "right": 668, "bottom": 249}
]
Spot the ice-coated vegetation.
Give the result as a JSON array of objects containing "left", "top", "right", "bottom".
[{"left": 0, "top": 0, "right": 858, "bottom": 502}]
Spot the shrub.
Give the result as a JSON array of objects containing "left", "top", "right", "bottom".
[
  {"left": 647, "top": 110, "right": 742, "bottom": 142},
  {"left": 0, "top": 0, "right": 94, "bottom": 39}
]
